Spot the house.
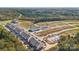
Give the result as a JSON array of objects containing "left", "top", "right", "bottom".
[
  {"left": 29, "top": 37, "right": 44, "bottom": 50},
  {"left": 29, "top": 24, "right": 40, "bottom": 32},
  {"left": 40, "top": 26, "right": 48, "bottom": 30},
  {"left": 44, "top": 34, "right": 60, "bottom": 44},
  {"left": 20, "top": 31, "right": 30, "bottom": 41}
]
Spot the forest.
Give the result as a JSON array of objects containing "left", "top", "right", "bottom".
[{"left": 0, "top": 8, "right": 79, "bottom": 21}]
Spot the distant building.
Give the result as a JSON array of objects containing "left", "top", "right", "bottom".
[
  {"left": 40, "top": 26, "right": 48, "bottom": 30},
  {"left": 29, "top": 37, "right": 44, "bottom": 50},
  {"left": 29, "top": 24, "right": 40, "bottom": 32}
]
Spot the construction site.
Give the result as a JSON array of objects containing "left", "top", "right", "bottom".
[{"left": 5, "top": 19, "right": 79, "bottom": 51}]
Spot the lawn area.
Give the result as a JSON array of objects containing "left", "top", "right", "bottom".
[
  {"left": 19, "top": 20, "right": 32, "bottom": 29},
  {"left": 36, "top": 20, "right": 79, "bottom": 27},
  {"left": 37, "top": 21, "right": 68, "bottom": 27}
]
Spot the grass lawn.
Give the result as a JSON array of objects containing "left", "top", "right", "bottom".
[{"left": 19, "top": 20, "right": 32, "bottom": 29}]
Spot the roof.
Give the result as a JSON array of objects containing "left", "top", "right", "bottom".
[
  {"left": 29, "top": 37, "right": 43, "bottom": 49},
  {"left": 47, "top": 35, "right": 60, "bottom": 42}
]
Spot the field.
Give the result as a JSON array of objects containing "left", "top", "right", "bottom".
[
  {"left": 33, "top": 20, "right": 79, "bottom": 37},
  {"left": 19, "top": 20, "right": 32, "bottom": 29}
]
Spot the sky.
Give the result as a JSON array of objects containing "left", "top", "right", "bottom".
[{"left": 0, "top": 0, "right": 79, "bottom": 7}]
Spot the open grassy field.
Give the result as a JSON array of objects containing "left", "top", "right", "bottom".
[
  {"left": 37, "top": 20, "right": 79, "bottom": 27},
  {"left": 19, "top": 20, "right": 32, "bottom": 29},
  {"left": 37, "top": 21, "right": 68, "bottom": 27}
]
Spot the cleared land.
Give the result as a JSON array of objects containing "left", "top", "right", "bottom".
[
  {"left": 1, "top": 20, "right": 79, "bottom": 51},
  {"left": 33, "top": 20, "right": 79, "bottom": 50},
  {"left": 34, "top": 20, "right": 79, "bottom": 37},
  {"left": 19, "top": 20, "right": 32, "bottom": 29}
]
